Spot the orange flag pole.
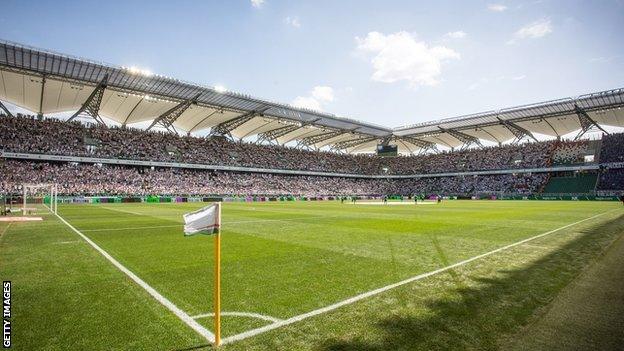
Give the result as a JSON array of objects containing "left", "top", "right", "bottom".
[{"left": 214, "top": 202, "right": 222, "bottom": 346}]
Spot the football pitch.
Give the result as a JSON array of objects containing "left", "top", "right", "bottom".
[{"left": 1, "top": 200, "right": 623, "bottom": 350}]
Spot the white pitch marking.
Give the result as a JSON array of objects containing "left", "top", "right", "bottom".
[
  {"left": 0, "top": 223, "right": 12, "bottom": 239},
  {"left": 222, "top": 209, "right": 618, "bottom": 345},
  {"left": 192, "top": 311, "right": 283, "bottom": 324},
  {"left": 54, "top": 213, "right": 215, "bottom": 343}
]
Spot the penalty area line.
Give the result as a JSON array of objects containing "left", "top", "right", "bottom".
[
  {"left": 222, "top": 209, "right": 619, "bottom": 345},
  {"left": 54, "top": 213, "right": 215, "bottom": 343}
]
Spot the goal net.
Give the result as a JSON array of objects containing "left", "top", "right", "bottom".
[{"left": 22, "top": 183, "right": 58, "bottom": 215}]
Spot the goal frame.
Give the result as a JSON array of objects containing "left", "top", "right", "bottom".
[{"left": 22, "top": 183, "right": 58, "bottom": 215}]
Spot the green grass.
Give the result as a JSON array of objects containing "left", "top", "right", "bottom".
[{"left": 1, "top": 200, "right": 622, "bottom": 350}]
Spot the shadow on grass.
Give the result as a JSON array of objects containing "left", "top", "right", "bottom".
[
  {"left": 172, "top": 343, "right": 211, "bottom": 351},
  {"left": 323, "top": 214, "right": 624, "bottom": 351}
]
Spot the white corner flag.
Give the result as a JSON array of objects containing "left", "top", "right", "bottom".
[
  {"left": 183, "top": 203, "right": 221, "bottom": 236},
  {"left": 183, "top": 202, "right": 223, "bottom": 346},
  {"left": 182, "top": 202, "right": 221, "bottom": 346}
]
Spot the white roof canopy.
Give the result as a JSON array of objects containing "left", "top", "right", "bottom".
[{"left": 1, "top": 39, "right": 623, "bottom": 154}]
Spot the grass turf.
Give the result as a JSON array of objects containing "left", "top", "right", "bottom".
[{"left": 0, "top": 200, "right": 622, "bottom": 350}]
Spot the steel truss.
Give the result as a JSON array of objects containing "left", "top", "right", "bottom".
[
  {"left": 496, "top": 117, "right": 537, "bottom": 144},
  {"left": 399, "top": 136, "right": 439, "bottom": 154},
  {"left": 67, "top": 74, "right": 109, "bottom": 126},
  {"left": 574, "top": 105, "right": 609, "bottom": 140},
  {"left": 256, "top": 124, "right": 301, "bottom": 145},
  {"left": 147, "top": 93, "right": 202, "bottom": 133},
  {"left": 298, "top": 128, "right": 359, "bottom": 149},
  {"left": 331, "top": 136, "right": 378, "bottom": 152},
  {"left": 438, "top": 127, "right": 483, "bottom": 150},
  {"left": 0, "top": 100, "right": 14, "bottom": 118},
  {"left": 259, "top": 118, "right": 322, "bottom": 145},
  {"left": 209, "top": 106, "right": 271, "bottom": 139}
]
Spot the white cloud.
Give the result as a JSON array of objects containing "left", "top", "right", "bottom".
[
  {"left": 487, "top": 4, "right": 508, "bottom": 12},
  {"left": 311, "top": 86, "right": 334, "bottom": 102},
  {"left": 292, "top": 86, "right": 334, "bottom": 111},
  {"left": 511, "top": 75, "right": 526, "bottom": 80},
  {"left": 445, "top": 31, "right": 467, "bottom": 39},
  {"left": 251, "top": 0, "right": 264, "bottom": 9},
  {"left": 291, "top": 96, "right": 322, "bottom": 111},
  {"left": 355, "top": 31, "right": 460, "bottom": 87},
  {"left": 514, "top": 19, "right": 552, "bottom": 39},
  {"left": 284, "top": 16, "right": 301, "bottom": 28}
]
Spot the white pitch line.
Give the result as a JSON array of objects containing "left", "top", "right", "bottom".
[
  {"left": 222, "top": 209, "right": 618, "bottom": 345},
  {"left": 192, "top": 311, "right": 283, "bottom": 324},
  {"left": 54, "top": 213, "right": 215, "bottom": 344},
  {"left": 0, "top": 223, "right": 12, "bottom": 240}
]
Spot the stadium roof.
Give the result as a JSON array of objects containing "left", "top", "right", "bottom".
[{"left": 1, "top": 39, "right": 623, "bottom": 154}]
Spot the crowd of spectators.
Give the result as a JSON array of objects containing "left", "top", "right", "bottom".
[
  {"left": 1, "top": 113, "right": 622, "bottom": 196},
  {"left": 599, "top": 133, "right": 624, "bottom": 163},
  {"left": 1, "top": 114, "right": 560, "bottom": 175},
  {"left": 0, "top": 160, "right": 550, "bottom": 197},
  {"left": 552, "top": 140, "right": 588, "bottom": 165},
  {"left": 597, "top": 168, "right": 624, "bottom": 191},
  {"left": 387, "top": 173, "right": 548, "bottom": 195}
]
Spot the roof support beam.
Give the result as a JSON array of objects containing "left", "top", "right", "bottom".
[
  {"left": 438, "top": 127, "right": 483, "bottom": 150},
  {"left": 241, "top": 119, "right": 274, "bottom": 139},
  {"left": 332, "top": 136, "right": 378, "bottom": 151},
  {"left": 67, "top": 74, "right": 108, "bottom": 126},
  {"left": 496, "top": 117, "right": 537, "bottom": 144},
  {"left": 299, "top": 128, "right": 359, "bottom": 149},
  {"left": 574, "top": 105, "right": 609, "bottom": 140},
  {"left": 298, "top": 130, "right": 343, "bottom": 149},
  {"left": 400, "top": 136, "right": 439, "bottom": 154},
  {"left": 542, "top": 118, "right": 560, "bottom": 139},
  {"left": 256, "top": 124, "right": 301, "bottom": 144},
  {"left": 122, "top": 97, "right": 144, "bottom": 127},
  {"left": 478, "top": 128, "right": 502, "bottom": 145},
  {"left": 281, "top": 128, "right": 317, "bottom": 146},
  {"left": 188, "top": 109, "right": 222, "bottom": 134},
  {"left": 37, "top": 75, "right": 46, "bottom": 118},
  {"left": 209, "top": 106, "right": 271, "bottom": 139},
  {"left": 0, "top": 100, "right": 14, "bottom": 118},
  {"left": 265, "top": 118, "right": 322, "bottom": 145},
  {"left": 146, "top": 93, "right": 201, "bottom": 133}
]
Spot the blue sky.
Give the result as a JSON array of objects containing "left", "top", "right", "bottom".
[{"left": 2, "top": 0, "right": 623, "bottom": 128}]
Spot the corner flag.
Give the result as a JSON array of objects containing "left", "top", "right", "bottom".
[
  {"left": 183, "top": 203, "right": 220, "bottom": 236},
  {"left": 183, "top": 202, "right": 223, "bottom": 346}
]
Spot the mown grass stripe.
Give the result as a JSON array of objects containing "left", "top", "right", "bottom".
[
  {"left": 54, "top": 212, "right": 216, "bottom": 344},
  {"left": 222, "top": 209, "right": 617, "bottom": 345}
]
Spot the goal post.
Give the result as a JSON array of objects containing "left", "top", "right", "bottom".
[{"left": 22, "top": 183, "right": 58, "bottom": 215}]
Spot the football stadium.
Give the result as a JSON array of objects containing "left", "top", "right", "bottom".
[{"left": 1, "top": 2, "right": 624, "bottom": 350}]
